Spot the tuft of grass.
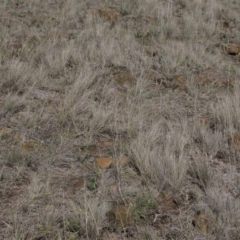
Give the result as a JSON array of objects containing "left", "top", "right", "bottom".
[
  {"left": 188, "top": 156, "right": 214, "bottom": 193},
  {"left": 132, "top": 194, "right": 158, "bottom": 224}
]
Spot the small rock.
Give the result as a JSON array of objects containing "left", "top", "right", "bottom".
[
  {"left": 192, "top": 210, "right": 217, "bottom": 235},
  {"left": 173, "top": 74, "right": 187, "bottom": 85},
  {"left": 12, "top": 132, "right": 21, "bottom": 145},
  {"left": 98, "top": 7, "right": 122, "bottom": 23},
  {"left": 45, "top": 32, "right": 68, "bottom": 40},
  {"left": 227, "top": 43, "right": 240, "bottom": 55},
  {"left": 15, "top": 111, "right": 33, "bottom": 120},
  {"left": 98, "top": 140, "right": 113, "bottom": 148},
  {"left": 100, "top": 229, "right": 111, "bottom": 240},
  {"left": 195, "top": 68, "right": 235, "bottom": 88},
  {"left": 228, "top": 132, "right": 240, "bottom": 149},
  {"left": 96, "top": 157, "right": 113, "bottom": 169},
  {"left": 144, "top": 70, "right": 164, "bottom": 84},
  {"left": 51, "top": 175, "right": 85, "bottom": 194},
  {"left": 161, "top": 79, "right": 172, "bottom": 88},
  {"left": 109, "top": 66, "right": 135, "bottom": 87},
  {"left": 109, "top": 183, "right": 118, "bottom": 192},
  {"left": 107, "top": 205, "right": 133, "bottom": 227},
  {"left": 157, "top": 186, "right": 178, "bottom": 209},
  {"left": 144, "top": 47, "right": 158, "bottom": 56},
  {"left": 114, "top": 71, "right": 135, "bottom": 87},
  {"left": 117, "top": 156, "right": 130, "bottom": 167},
  {"left": 66, "top": 177, "right": 85, "bottom": 194},
  {"left": 158, "top": 75, "right": 187, "bottom": 91},
  {"left": 88, "top": 7, "right": 123, "bottom": 24},
  {"left": 197, "top": 118, "right": 211, "bottom": 126},
  {"left": 21, "top": 139, "right": 42, "bottom": 152},
  {"left": 0, "top": 127, "right": 14, "bottom": 140}
]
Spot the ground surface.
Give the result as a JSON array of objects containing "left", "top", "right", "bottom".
[{"left": 0, "top": 0, "right": 240, "bottom": 239}]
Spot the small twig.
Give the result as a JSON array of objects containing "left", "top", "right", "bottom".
[
  {"left": 152, "top": 213, "right": 161, "bottom": 223},
  {"left": 116, "top": 168, "right": 127, "bottom": 205},
  {"left": 1, "top": 220, "right": 13, "bottom": 229},
  {"left": 87, "top": 202, "right": 99, "bottom": 237}
]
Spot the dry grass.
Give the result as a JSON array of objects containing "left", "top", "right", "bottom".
[{"left": 1, "top": 0, "right": 240, "bottom": 239}]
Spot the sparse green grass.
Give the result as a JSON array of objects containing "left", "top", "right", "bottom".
[
  {"left": 132, "top": 194, "right": 157, "bottom": 224},
  {"left": 87, "top": 178, "right": 99, "bottom": 191},
  {"left": 0, "top": 0, "right": 240, "bottom": 239}
]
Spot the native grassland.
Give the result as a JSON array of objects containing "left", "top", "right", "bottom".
[{"left": 1, "top": 0, "right": 240, "bottom": 239}]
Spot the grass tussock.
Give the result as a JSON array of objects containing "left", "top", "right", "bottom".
[{"left": 1, "top": 0, "right": 240, "bottom": 239}]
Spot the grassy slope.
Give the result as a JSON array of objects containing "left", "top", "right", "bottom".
[{"left": 0, "top": 0, "right": 240, "bottom": 239}]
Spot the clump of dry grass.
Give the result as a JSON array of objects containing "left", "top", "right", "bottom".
[{"left": 1, "top": 0, "right": 240, "bottom": 239}]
